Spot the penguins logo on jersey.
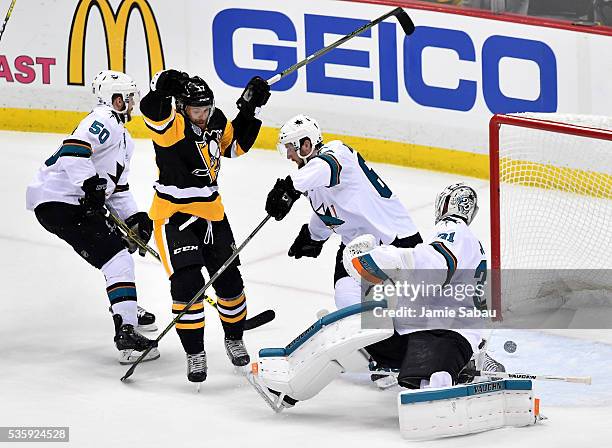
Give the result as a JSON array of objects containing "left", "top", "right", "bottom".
[
  {"left": 314, "top": 203, "right": 345, "bottom": 229},
  {"left": 192, "top": 130, "right": 222, "bottom": 182}
]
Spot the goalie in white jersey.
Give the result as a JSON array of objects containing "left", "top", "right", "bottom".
[
  {"left": 265, "top": 114, "right": 422, "bottom": 309},
  {"left": 343, "top": 183, "right": 494, "bottom": 389},
  {"left": 25, "top": 70, "right": 159, "bottom": 364},
  {"left": 252, "top": 184, "right": 506, "bottom": 421}
]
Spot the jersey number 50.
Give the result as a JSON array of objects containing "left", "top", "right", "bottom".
[{"left": 89, "top": 121, "right": 110, "bottom": 144}]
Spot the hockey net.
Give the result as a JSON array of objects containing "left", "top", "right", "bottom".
[{"left": 490, "top": 113, "right": 612, "bottom": 319}]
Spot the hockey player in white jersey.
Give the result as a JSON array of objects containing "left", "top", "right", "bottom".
[
  {"left": 251, "top": 184, "right": 506, "bottom": 419},
  {"left": 265, "top": 114, "right": 422, "bottom": 309},
  {"left": 25, "top": 70, "right": 159, "bottom": 364},
  {"left": 343, "top": 183, "right": 497, "bottom": 389}
]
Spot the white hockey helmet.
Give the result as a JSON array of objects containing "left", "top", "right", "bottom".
[
  {"left": 277, "top": 114, "right": 323, "bottom": 162},
  {"left": 434, "top": 183, "right": 479, "bottom": 225},
  {"left": 92, "top": 70, "right": 139, "bottom": 114}
]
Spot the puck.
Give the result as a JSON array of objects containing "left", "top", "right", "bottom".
[{"left": 504, "top": 340, "right": 517, "bottom": 353}]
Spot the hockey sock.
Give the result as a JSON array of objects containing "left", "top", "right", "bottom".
[
  {"left": 217, "top": 292, "right": 247, "bottom": 340},
  {"left": 171, "top": 266, "right": 206, "bottom": 354},
  {"left": 102, "top": 249, "right": 137, "bottom": 327},
  {"left": 173, "top": 300, "right": 205, "bottom": 354}
]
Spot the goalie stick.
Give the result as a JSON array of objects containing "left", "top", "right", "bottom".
[
  {"left": 105, "top": 208, "right": 275, "bottom": 332},
  {"left": 366, "top": 365, "right": 592, "bottom": 386},
  {"left": 463, "top": 369, "right": 592, "bottom": 385}
]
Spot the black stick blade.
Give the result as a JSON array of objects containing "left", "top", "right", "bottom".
[
  {"left": 394, "top": 8, "right": 415, "bottom": 35},
  {"left": 121, "top": 365, "right": 136, "bottom": 382},
  {"left": 244, "top": 309, "right": 276, "bottom": 330}
]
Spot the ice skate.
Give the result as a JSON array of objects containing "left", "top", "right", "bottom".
[
  {"left": 187, "top": 351, "right": 208, "bottom": 389},
  {"left": 224, "top": 337, "right": 250, "bottom": 367},
  {"left": 113, "top": 314, "right": 159, "bottom": 365}
]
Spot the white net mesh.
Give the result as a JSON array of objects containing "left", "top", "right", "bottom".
[{"left": 496, "top": 113, "right": 612, "bottom": 312}]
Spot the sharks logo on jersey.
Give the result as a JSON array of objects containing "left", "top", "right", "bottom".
[{"left": 314, "top": 203, "right": 345, "bottom": 229}]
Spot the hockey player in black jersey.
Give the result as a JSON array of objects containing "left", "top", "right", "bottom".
[{"left": 140, "top": 69, "right": 270, "bottom": 383}]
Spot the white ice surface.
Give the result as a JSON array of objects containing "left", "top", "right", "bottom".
[{"left": 1, "top": 130, "right": 612, "bottom": 447}]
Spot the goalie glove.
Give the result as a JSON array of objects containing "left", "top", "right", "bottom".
[
  {"left": 124, "top": 212, "right": 153, "bottom": 256},
  {"left": 288, "top": 224, "right": 327, "bottom": 259}
]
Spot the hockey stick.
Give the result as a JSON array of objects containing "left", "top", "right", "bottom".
[
  {"left": 266, "top": 7, "right": 414, "bottom": 86},
  {"left": 105, "top": 208, "right": 275, "bottom": 332},
  {"left": 121, "top": 214, "right": 274, "bottom": 381},
  {"left": 464, "top": 369, "right": 592, "bottom": 385},
  {"left": 0, "top": 0, "right": 16, "bottom": 42}
]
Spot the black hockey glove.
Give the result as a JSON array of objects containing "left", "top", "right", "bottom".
[
  {"left": 236, "top": 76, "right": 271, "bottom": 116},
  {"left": 152, "top": 69, "right": 189, "bottom": 97},
  {"left": 288, "top": 224, "right": 326, "bottom": 259},
  {"left": 124, "top": 212, "right": 153, "bottom": 256},
  {"left": 265, "top": 176, "right": 301, "bottom": 221},
  {"left": 80, "top": 175, "right": 107, "bottom": 216}
]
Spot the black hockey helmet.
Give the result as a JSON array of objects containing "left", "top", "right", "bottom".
[{"left": 177, "top": 76, "right": 214, "bottom": 108}]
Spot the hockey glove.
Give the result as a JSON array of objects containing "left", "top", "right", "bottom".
[
  {"left": 236, "top": 76, "right": 271, "bottom": 116},
  {"left": 124, "top": 212, "right": 153, "bottom": 256},
  {"left": 265, "top": 176, "right": 301, "bottom": 221},
  {"left": 288, "top": 224, "right": 326, "bottom": 259},
  {"left": 151, "top": 69, "right": 189, "bottom": 97},
  {"left": 80, "top": 175, "right": 107, "bottom": 216}
]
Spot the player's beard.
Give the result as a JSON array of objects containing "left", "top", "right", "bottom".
[{"left": 193, "top": 120, "right": 207, "bottom": 129}]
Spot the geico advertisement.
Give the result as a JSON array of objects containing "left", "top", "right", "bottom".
[{"left": 0, "top": 0, "right": 610, "bottom": 154}]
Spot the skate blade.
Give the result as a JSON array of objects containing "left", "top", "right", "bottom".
[
  {"left": 118, "top": 347, "right": 160, "bottom": 365},
  {"left": 137, "top": 323, "right": 158, "bottom": 332}
]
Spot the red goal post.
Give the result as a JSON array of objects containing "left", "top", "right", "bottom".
[{"left": 489, "top": 113, "right": 612, "bottom": 318}]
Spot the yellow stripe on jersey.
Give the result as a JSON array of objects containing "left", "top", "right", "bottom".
[
  {"left": 153, "top": 220, "right": 173, "bottom": 277},
  {"left": 144, "top": 110, "right": 185, "bottom": 148},
  {"left": 220, "top": 121, "right": 234, "bottom": 153},
  {"left": 220, "top": 121, "right": 246, "bottom": 158},
  {"left": 149, "top": 194, "right": 225, "bottom": 222}
]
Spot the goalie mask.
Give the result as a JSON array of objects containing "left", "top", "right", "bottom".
[
  {"left": 434, "top": 183, "right": 479, "bottom": 225},
  {"left": 277, "top": 114, "right": 323, "bottom": 162},
  {"left": 92, "top": 70, "right": 139, "bottom": 115}
]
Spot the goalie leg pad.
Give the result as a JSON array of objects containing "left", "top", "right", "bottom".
[
  {"left": 398, "top": 380, "right": 537, "bottom": 440},
  {"left": 398, "top": 330, "right": 473, "bottom": 389},
  {"left": 257, "top": 301, "right": 394, "bottom": 402}
]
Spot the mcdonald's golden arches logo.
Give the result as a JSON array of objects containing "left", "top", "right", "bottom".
[{"left": 68, "top": 0, "right": 165, "bottom": 85}]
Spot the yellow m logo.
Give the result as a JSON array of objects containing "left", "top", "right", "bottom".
[{"left": 68, "top": 0, "right": 165, "bottom": 85}]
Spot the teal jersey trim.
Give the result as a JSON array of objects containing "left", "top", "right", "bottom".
[{"left": 316, "top": 153, "right": 342, "bottom": 187}]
